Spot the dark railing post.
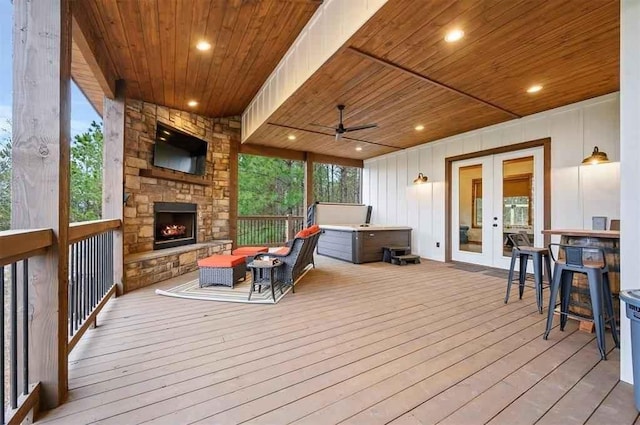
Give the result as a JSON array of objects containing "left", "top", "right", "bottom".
[
  {"left": 22, "top": 258, "right": 29, "bottom": 396},
  {"left": 11, "top": 263, "right": 19, "bottom": 409},
  {"left": 286, "top": 214, "right": 294, "bottom": 241}
]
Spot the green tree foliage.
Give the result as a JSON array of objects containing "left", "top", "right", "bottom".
[
  {"left": 238, "top": 154, "right": 304, "bottom": 216},
  {"left": 70, "top": 121, "right": 103, "bottom": 222},
  {"left": 313, "top": 163, "right": 361, "bottom": 204},
  {"left": 0, "top": 122, "right": 11, "bottom": 231},
  {"left": 0, "top": 120, "right": 103, "bottom": 230},
  {"left": 237, "top": 154, "right": 305, "bottom": 245}
]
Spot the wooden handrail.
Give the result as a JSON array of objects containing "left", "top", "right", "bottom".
[
  {"left": 69, "top": 218, "right": 121, "bottom": 243},
  {"left": 68, "top": 284, "right": 116, "bottom": 353},
  {"left": 5, "top": 383, "right": 40, "bottom": 425},
  {"left": 0, "top": 228, "right": 54, "bottom": 267}
]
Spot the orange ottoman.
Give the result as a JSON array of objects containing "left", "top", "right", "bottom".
[
  {"left": 231, "top": 246, "right": 269, "bottom": 263},
  {"left": 197, "top": 255, "right": 247, "bottom": 288}
]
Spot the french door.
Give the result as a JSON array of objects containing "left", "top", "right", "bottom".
[{"left": 451, "top": 147, "right": 544, "bottom": 269}]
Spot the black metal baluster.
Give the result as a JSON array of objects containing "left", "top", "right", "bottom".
[
  {"left": 70, "top": 244, "right": 75, "bottom": 336},
  {"left": 91, "top": 236, "right": 96, "bottom": 310},
  {"left": 75, "top": 241, "right": 80, "bottom": 331},
  {"left": 22, "top": 259, "right": 29, "bottom": 395},
  {"left": 109, "top": 231, "right": 114, "bottom": 291},
  {"left": 83, "top": 239, "right": 88, "bottom": 321},
  {"left": 96, "top": 233, "right": 105, "bottom": 301},
  {"left": 11, "top": 262, "right": 18, "bottom": 409},
  {"left": 91, "top": 236, "right": 95, "bottom": 311},
  {"left": 1, "top": 266, "right": 5, "bottom": 425}
]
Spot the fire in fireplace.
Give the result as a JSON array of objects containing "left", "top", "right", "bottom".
[{"left": 153, "top": 202, "right": 197, "bottom": 250}]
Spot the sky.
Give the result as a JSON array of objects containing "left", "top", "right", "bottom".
[{"left": 0, "top": 1, "right": 101, "bottom": 139}]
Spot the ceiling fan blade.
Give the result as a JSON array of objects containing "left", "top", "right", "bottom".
[
  {"left": 344, "top": 123, "right": 378, "bottom": 132},
  {"left": 309, "top": 123, "right": 336, "bottom": 130}
]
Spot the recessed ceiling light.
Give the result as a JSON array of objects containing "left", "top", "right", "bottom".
[
  {"left": 415, "top": 124, "right": 425, "bottom": 131},
  {"left": 159, "top": 136, "right": 167, "bottom": 141},
  {"left": 287, "top": 134, "right": 296, "bottom": 140},
  {"left": 163, "top": 130, "right": 171, "bottom": 135},
  {"left": 444, "top": 29, "right": 464, "bottom": 43},
  {"left": 355, "top": 147, "right": 363, "bottom": 151},
  {"left": 196, "top": 41, "right": 211, "bottom": 51},
  {"left": 527, "top": 84, "right": 543, "bottom": 94},
  {"left": 187, "top": 100, "right": 198, "bottom": 107}
]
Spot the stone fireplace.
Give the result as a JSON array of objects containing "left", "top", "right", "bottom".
[
  {"left": 122, "top": 100, "right": 240, "bottom": 291},
  {"left": 153, "top": 202, "right": 197, "bottom": 250}
]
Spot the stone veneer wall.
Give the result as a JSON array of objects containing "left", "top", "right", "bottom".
[{"left": 122, "top": 99, "right": 240, "bottom": 291}]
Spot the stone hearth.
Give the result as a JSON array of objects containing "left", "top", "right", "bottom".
[{"left": 122, "top": 100, "right": 240, "bottom": 292}]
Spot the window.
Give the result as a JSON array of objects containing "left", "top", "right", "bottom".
[
  {"left": 502, "top": 174, "right": 533, "bottom": 226},
  {"left": 472, "top": 178, "right": 482, "bottom": 228}
]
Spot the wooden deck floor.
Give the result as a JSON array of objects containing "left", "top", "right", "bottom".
[{"left": 39, "top": 256, "right": 635, "bottom": 425}]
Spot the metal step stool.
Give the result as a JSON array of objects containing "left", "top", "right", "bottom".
[{"left": 383, "top": 246, "right": 411, "bottom": 263}]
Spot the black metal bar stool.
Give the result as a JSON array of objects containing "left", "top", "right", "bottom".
[
  {"left": 543, "top": 244, "right": 620, "bottom": 360},
  {"left": 504, "top": 233, "right": 552, "bottom": 314}
]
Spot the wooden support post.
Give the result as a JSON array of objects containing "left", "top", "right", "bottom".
[
  {"left": 229, "top": 140, "right": 239, "bottom": 249},
  {"left": 304, "top": 152, "right": 314, "bottom": 225},
  {"left": 12, "top": 0, "right": 72, "bottom": 408},
  {"left": 102, "top": 80, "right": 126, "bottom": 295}
]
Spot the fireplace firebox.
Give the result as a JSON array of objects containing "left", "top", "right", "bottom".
[{"left": 153, "top": 202, "right": 197, "bottom": 250}]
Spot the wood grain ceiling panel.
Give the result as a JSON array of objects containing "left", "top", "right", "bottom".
[
  {"left": 71, "top": 40, "right": 104, "bottom": 115},
  {"left": 245, "top": 50, "right": 513, "bottom": 159},
  {"left": 72, "top": 0, "right": 319, "bottom": 117},
  {"left": 245, "top": 0, "right": 619, "bottom": 160},
  {"left": 352, "top": 0, "right": 619, "bottom": 116}
]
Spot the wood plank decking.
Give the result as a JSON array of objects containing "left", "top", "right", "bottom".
[{"left": 39, "top": 256, "right": 634, "bottom": 425}]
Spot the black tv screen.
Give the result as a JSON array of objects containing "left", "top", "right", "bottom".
[{"left": 153, "top": 123, "right": 207, "bottom": 175}]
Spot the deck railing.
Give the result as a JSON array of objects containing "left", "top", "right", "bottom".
[
  {"left": 0, "top": 229, "right": 52, "bottom": 425},
  {"left": 67, "top": 219, "right": 120, "bottom": 353},
  {"left": 237, "top": 215, "right": 305, "bottom": 247}
]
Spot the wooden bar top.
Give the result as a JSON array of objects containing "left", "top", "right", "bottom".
[{"left": 542, "top": 229, "right": 620, "bottom": 239}]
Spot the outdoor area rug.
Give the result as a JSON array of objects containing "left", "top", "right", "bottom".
[{"left": 155, "top": 275, "right": 292, "bottom": 304}]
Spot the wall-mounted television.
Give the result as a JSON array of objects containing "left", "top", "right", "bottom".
[{"left": 153, "top": 123, "right": 207, "bottom": 176}]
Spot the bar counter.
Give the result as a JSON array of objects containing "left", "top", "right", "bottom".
[{"left": 542, "top": 229, "right": 620, "bottom": 320}]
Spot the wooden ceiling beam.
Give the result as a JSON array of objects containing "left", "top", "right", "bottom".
[
  {"left": 239, "top": 143, "right": 306, "bottom": 162},
  {"left": 71, "top": 15, "right": 118, "bottom": 99},
  {"left": 239, "top": 143, "right": 363, "bottom": 168},
  {"left": 312, "top": 154, "right": 364, "bottom": 169},
  {"left": 347, "top": 46, "right": 521, "bottom": 119}
]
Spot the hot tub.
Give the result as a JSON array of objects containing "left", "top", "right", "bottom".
[{"left": 317, "top": 224, "right": 412, "bottom": 264}]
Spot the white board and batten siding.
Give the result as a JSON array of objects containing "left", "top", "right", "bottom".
[
  {"left": 363, "top": 93, "right": 621, "bottom": 262},
  {"left": 241, "top": 0, "right": 388, "bottom": 142}
]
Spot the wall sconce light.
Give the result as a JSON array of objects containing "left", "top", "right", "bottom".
[
  {"left": 413, "top": 173, "right": 428, "bottom": 185},
  {"left": 582, "top": 146, "right": 610, "bottom": 165}
]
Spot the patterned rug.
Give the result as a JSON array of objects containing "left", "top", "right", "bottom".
[{"left": 155, "top": 273, "right": 296, "bottom": 304}]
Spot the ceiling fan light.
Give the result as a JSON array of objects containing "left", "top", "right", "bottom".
[{"left": 413, "top": 173, "right": 428, "bottom": 185}]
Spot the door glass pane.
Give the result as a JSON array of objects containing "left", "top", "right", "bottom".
[
  {"left": 459, "top": 165, "right": 483, "bottom": 253},
  {"left": 502, "top": 157, "right": 534, "bottom": 256}
]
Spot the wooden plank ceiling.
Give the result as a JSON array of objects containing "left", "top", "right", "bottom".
[
  {"left": 71, "top": 0, "right": 320, "bottom": 117},
  {"left": 71, "top": 40, "right": 105, "bottom": 115},
  {"left": 245, "top": 0, "right": 620, "bottom": 160}
]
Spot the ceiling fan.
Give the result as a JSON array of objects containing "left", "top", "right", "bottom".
[{"left": 310, "top": 105, "right": 378, "bottom": 141}]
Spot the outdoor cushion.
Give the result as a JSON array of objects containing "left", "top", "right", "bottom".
[
  {"left": 232, "top": 246, "right": 268, "bottom": 255},
  {"left": 274, "top": 247, "right": 290, "bottom": 255},
  {"left": 295, "top": 224, "right": 321, "bottom": 239},
  {"left": 197, "top": 254, "right": 246, "bottom": 268}
]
